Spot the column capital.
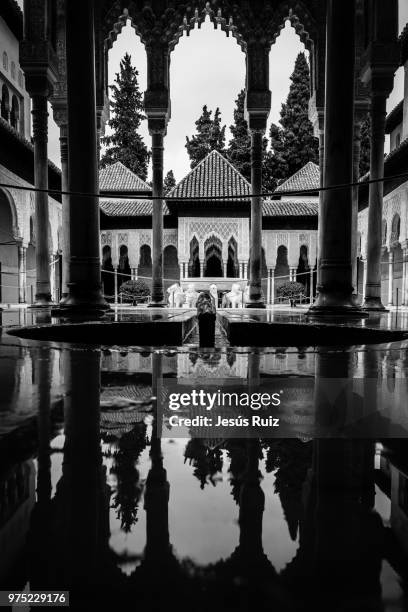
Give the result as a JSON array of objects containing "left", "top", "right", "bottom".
[{"left": 147, "top": 115, "right": 168, "bottom": 136}]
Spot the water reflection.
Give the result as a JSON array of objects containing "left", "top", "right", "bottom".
[{"left": 0, "top": 342, "right": 408, "bottom": 609}]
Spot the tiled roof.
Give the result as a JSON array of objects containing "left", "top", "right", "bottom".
[
  {"left": 167, "top": 150, "right": 251, "bottom": 201},
  {"left": 100, "top": 198, "right": 169, "bottom": 216},
  {"left": 385, "top": 100, "right": 403, "bottom": 134},
  {"left": 263, "top": 199, "right": 318, "bottom": 216},
  {"left": 99, "top": 162, "right": 151, "bottom": 192},
  {"left": 275, "top": 161, "right": 320, "bottom": 193}
]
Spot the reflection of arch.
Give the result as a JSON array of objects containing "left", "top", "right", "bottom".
[
  {"left": 164, "top": 245, "right": 180, "bottom": 287},
  {"left": 204, "top": 235, "right": 222, "bottom": 277},
  {"left": 227, "top": 237, "right": 239, "bottom": 278},
  {"left": 1, "top": 84, "right": 10, "bottom": 121},
  {"left": 10, "top": 95, "right": 19, "bottom": 130},
  {"left": 102, "top": 245, "right": 114, "bottom": 299},
  {"left": 390, "top": 214, "right": 401, "bottom": 245},
  {"left": 138, "top": 244, "right": 152, "bottom": 286},
  {"left": 188, "top": 236, "right": 200, "bottom": 277}
]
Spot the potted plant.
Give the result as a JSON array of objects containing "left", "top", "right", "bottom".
[
  {"left": 119, "top": 279, "right": 150, "bottom": 305},
  {"left": 277, "top": 281, "right": 305, "bottom": 307}
]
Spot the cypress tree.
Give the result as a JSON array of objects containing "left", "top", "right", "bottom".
[
  {"left": 101, "top": 53, "right": 150, "bottom": 180},
  {"left": 164, "top": 169, "right": 176, "bottom": 194},
  {"left": 186, "top": 105, "right": 226, "bottom": 168},
  {"left": 264, "top": 52, "right": 319, "bottom": 190},
  {"left": 227, "top": 90, "right": 251, "bottom": 182}
]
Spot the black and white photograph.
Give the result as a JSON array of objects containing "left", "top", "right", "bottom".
[{"left": 1, "top": 0, "right": 408, "bottom": 609}]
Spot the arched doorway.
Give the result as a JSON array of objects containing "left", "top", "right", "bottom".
[
  {"left": 297, "top": 245, "right": 309, "bottom": 296},
  {"left": 1, "top": 84, "right": 9, "bottom": 122},
  {"left": 204, "top": 235, "right": 222, "bottom": 277},
  {"left": 164, "top": 245, "right": 180, "bottom": 290},
  {"left": 10, "top": 95, "right": 19, "bottom": 131},
  {"left": 102, "top": 245, "right": 114, "bottom": 300},
  {"left": 138, "top": 244, "right": 152, "bottom": 289},
  {"left": 275, "top": 245, "right": 289, "bottom": 302},
  {"left": 0, "top": 190, "right": 18, "bottom": 303},
  {"left": 188, "top": 236, "right": 200, "bottom": 277},
  {"left": 227, "top": 237, "right": 239, "bottom": 278},
  {"left": 390, "top": 214, "right": 402, "bottom": 306},
  {"left": 118, "top": 244, "right": 131, "bottom": 289}
]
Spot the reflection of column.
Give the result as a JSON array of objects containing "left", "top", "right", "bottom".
[
  {"left": 36, "top": 352, "right": 53, "bottom": 504},
  {"left": 61, "top": 349, "right": 104, "bottom": 584},
  {"left": 31, "top": 95, "right": 52, "bottom": 307},
  {"left": 61, "top": 0, "right": 108, "bottom": 316},
  {"left": 310, "top": 1, "right": 360, "bottom": 315},
  {"left": 18, "top": 244, "right": 27, "bottom": 303},
  {"left": 388, "top": 250, "right": 394, "bottom": 306}
]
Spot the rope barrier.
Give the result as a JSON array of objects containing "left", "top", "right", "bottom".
[{"left": 1, "top": 169, "right": 408, "bottom": 202}]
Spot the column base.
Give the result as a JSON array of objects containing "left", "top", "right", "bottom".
[
  {"left": 308, "top": 293, "right": 368, "bottom": 319},
  {"left": 55, "top": 293, "right": 111, "bottom": 318},
  {"left": 362, "top": 296, "right": 388, "bottom": 312},
  {"left": 28, "top": 293, "right": 54, "bottom": 309},
  {"left": 147, "top": 300, "right": 167, "bottom": 308},
  {"left": 246, "top": 300, "right": 266, "bottom": 309}
]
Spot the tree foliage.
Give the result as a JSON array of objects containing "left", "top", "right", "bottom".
[
  {"left": 263, "top": 52, "right": 319, "bottom": 191},
  {"left": 186, "top": 105, "right": 226, "bottom": 168},
  {"left": 164, "top": 169, "right": 176, "bottom": 194},
  {"left": 359, "top": 113, "right": 371, "bottom": 177},
  {"left": 101, "top": 53, "right": 150, "bottom": 180},
  {"left": 226, "top": 90, "right": 252, "bottom": 182}
]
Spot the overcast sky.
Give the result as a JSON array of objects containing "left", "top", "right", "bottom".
[{"left": 43, "top": 3, "right": 408, "bottom": 182}]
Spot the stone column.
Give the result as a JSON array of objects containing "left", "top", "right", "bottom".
[
  {"left": 31, "top": 95, "right": 52, "bottom": 306},
  {"left": 60, "top": 0, "right": 108, "bottom": 315},
  {"left": 248, "top": 130, "right": 264, "bottom": 307},
  {"left": 362, "top": 258, "right": 368, "bottom": 300},
  {"left": 200, "top": 262, "right": 204, "bottom": 278},
  {"left": 245, "top": 42, "right": 271, "bottom": 308},
  {"left": 59, "top": 124, "right": 69, "bottom": 300},
  {"left": 18, "top": 244, "right": 27, "bottom": 304},
  {"left": 243, "top": 262, "right": 248, "bottom": 280},
  {"left": 145, "top": 41, "right": 170, "bottom": 307},
  {"left": 387, "top": 250, "right": 394, "bottom": 306},
  {"left": 223, "top": 262, "right": 227, "bottom": 278},
  {"left": 402, "top": 246, "right": 408, "bottom": 306},
  {"left": 309, "top": 0, "right": 360, "bottom": 316},
  {"left": 309, "top": 266, "right": 314, "bottom": 303},
  {"left": 362, "top": 93, "right": 390, "bottom": 310},
  {"left": 266, "top": 268, "right": 271, "bottom": 305},
  {"left": 271, "top": 267, "right": 275, "bottom": 305}
]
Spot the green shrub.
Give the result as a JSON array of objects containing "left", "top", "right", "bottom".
[
  {"left": 119, "top": 279, "right": 150, "bottom": 304},
  {"left": 277, "top": 281, "right": 305, "bottom": 300}
]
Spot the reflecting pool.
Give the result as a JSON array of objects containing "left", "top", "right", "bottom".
[{"left": 1, "top": 311, "right": 408, "bottom": 610}]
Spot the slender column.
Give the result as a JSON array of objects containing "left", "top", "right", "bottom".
[
  {"left": 266, "top": 268, "right": 271, "bottom": 305},
  {"left": 31, "top": 95, "right": 52, "bottom": 306},
  {"left": 59, "top": 125, "right": 70, "bottom": 300},
  {"left": 310, "top": 0, "right": 360, "bottom": 315},
  {"left": 402, "top": 247, "right": 408, "bottom": 306},
  {"left": 61, "top": 0, "right": 108, "bottom": 315},
  {"left": 362, "top": 258, "right": 368, "bottom": 300},
  {"left": 248, "top": 130, "right": 264, "bottom": 307},
  {"left": 114, "top": 268, "right": 118, "bottom": 306},
  {"left": 200, "top": 262, "right": 204, "bottom": 278},
  {"left": 223, "top": 262, "right": 227, "bottom": 278},
  {"left": 149, "top": 130, "right": 166, "bottom": 306},
  {"left": 309, "top": 266, "right": 314, "bottom": 303},
  {"left": 362, "top": 94, "right": 389, "bottom": 310},
  {"left": 271, "top": 267, "right": 275, "bottom": 305},
  {"left": 316, "top": 129, "right": 324, "bottom": 288},
  {"left": 243, "top": 262, "right": 248, "bottom": 280},
  {"left": 387, "top": 250, "right": 394, "bottom": 306},
  {"left": 351, "top": 119, "right": 364, "bottom": 303},
  {"left": 18, "top": 244, "right": 27, "bottom": 303}
]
